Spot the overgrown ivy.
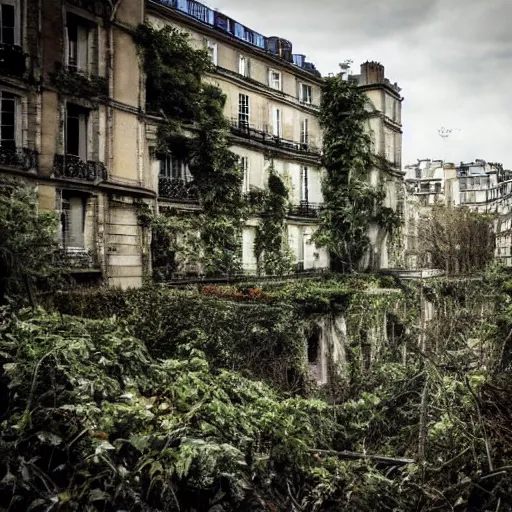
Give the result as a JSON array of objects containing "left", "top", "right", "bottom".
[
  {"left": 134, "top": 24, "right": 245, "bottom": 276},
  {"left": 254, "top": 167, "right": 293, "bottom": 276},
  {"left": 313, "top": 71, "right": 402, "bottom": 272}
]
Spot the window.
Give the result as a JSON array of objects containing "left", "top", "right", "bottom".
[
  {"left": 0, "top": 91, "right": 17, "bottom": 149},
  {"left": 60, "top": 192, "right": 85, "bottom": 249},
  {"left": 272, "top": 107, "right": 281, "bottom": 138},
  {"left": 66, "top": 104, "right": 88, "bottom": 160},
  {"left": 301, "top": 118, "right": 309, "bottom": 146},
  {"left": 240, "top": 156, "right": 249, "bottom": 192},
  {"left": 415, "top": 169, "right": 422, "bottom": 179},
  {"left": 66, "top": 14, "right": 89, "bottom": 72},
  {"left": 434, "top": 182, "right": 442, "bottom": 194},
  {"left": 300, "top": 83, "right": 312, "bottom": 104},
  {"left": 160, "top": 155, "right": 191, "bottom": 181},
  {"left": 269, "top": 69, "right": 281, "bottom": 90},
  {"left": 239, "top": 55, "right": 250, "bottom": 78},
  {"left": 238, "top": 93, "right": 249, "bottom": 127},
  {"left": 300, "top": 167, "right": 308, "bottom": 202},
  {"left": 205, "top": 39, "right": 217, "bottom": 66},
  {"left": 459, "top": 178, "right": 467, "bottom": 191},
  {"left": 0, "top": 1, "right": 17, "bottom": 45}
]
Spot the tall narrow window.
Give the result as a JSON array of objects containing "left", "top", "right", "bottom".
[
  {"left": 300, "top": 83, "right": 312, "bottom": 104},
  {"left": 272, "top": 107, "right": 281, "bottom": 138},
  {"left": 269, "top": 69, "right": 281, "bottom": 90},
  {"left": 160, "top": 155, "right": 189, "bottom": 181},
  {"left": 0, "top": 91, "right": 16, "bottom": 149},
  {"left": 238, "top": 93, "right": 249, "bottom": 127},
  {"left": 301, "top": 118, "right": 309, "bottom": 146},
  {"left": 238, "top": 55, "right": 251, "bottom": 77},
  {"left": 300, "top": 166, "right": 308, "bottom": 203},
  {"left": 205, "top": 39, "right": 217, "bottom": 66},
  {"left": 66, "top": 104, "right": 88, "bottom": 160},
  {"left": 0, "top": 1, "right": 16, "bottom": 45},
  {"left": 240, "top": 156, "right": 249, "bottom": 192},
  {"left": 61, "top": 193, "right": 85, "bottom": 249},
  {"left": 66, "top": 14, "right": 89, "bottom": 72}
]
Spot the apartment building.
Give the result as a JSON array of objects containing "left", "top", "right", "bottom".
[
  {"left": 1, "top": 0, "right": 405, "bottom": 287},
  {"left": 145, "top": 0, "right": 330, "bottom": 274},
  {"left": 404, "top": 159, "right": 512, "bottom": 268},
  {"left": 1, "top": 0, "right": 151, "bottom": 288}
]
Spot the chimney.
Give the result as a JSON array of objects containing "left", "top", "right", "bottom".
[{"left": 360, "top": 61, "right": 385, "bottom": 85}]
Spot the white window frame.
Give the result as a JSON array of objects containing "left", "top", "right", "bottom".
[
  {"left": 268, "top": 69, "right": 282, "bottom": 90},
  {"left": 272, "top": 107, "right": 282, "bottom": 138},
  {"left": 238, "top": 93, "right": 250, "bottom": 127},
  {"left": 0, "top": 0, "right": 21, "bottom": 46},
  {"left": 300, "top": 166, "right": 308, "bottom": 202},
  {"left": 240, "top": 156, "right": 249, "bottom": 192},
  {"left": 239, "top": 54, "right": 250, "bottom": 77},
  {"left": 206, "top": 40, "right": 218, "bottom": 66},
  {"left": 0, "top": 89, "right": 21, "bottom": 148},
  {"left": 300, "top": 83, "right": 312, "bottom": 104},
  {"left": 301, "top": 118, "right": 309, "bottom": 146}
]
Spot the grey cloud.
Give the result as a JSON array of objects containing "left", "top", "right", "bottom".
[{"left": 206, "top": 0, "right": 512, "bottom": 168}]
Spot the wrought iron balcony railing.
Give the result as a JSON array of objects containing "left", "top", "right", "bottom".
[
  {"left": 288, "top": 202, "right": 322, "bottom": 218},
  {"left": 66, "top": 0, "right": 113, "bottom": 17},
  {"left": 158, "top": 176, "right": 199, "bottom": 202},
  {"left": 54, "top": 248, "right": 99, "bottom": 270},
  {"left": 0, "top": 43, "right": 26, "bottom": 77},
  {"left": 53, "top": 154, "right": 108, "bottom": 182},
  {"left": 230, "top": 120, "right": 320, "bottom": 156},
  {"left": 0, "top": 145, "right": 38, "bottom": 171}
]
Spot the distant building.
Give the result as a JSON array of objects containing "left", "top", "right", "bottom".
[{"left": 404, "top": 159, "right": 512, "bottom": 268}]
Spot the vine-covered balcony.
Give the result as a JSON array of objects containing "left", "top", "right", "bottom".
[
  {"left": 54, "top": 248, "right": 100, "bottom": 271},
  {"left": 158, "top": 176, "right": 199, "bottom": 202},
  {"left": 0, "top": 146, "right": 38, "bottom": 172},
  {"left": 53, "top": 154, "right": 108, "bottom": 182},
  {"left": 0, "top": 43, "right": 26, "bottom": 77},
  {"left": 50, "top": 64, "right": 108, "bottom": 101},
  {"left": 230, "top": 119, "right": 320, "bottom": 157},
  {"left": 288, "top": 202, "right": 322, "bottom": 218}
]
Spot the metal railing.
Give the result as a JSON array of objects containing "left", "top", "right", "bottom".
[
  {"left": 66, "top": 0, "right": 113, "bottom": 17},
  {"left": 0, "top": 43, "right": 26, "bottom": 77},
  {"left": 230, "top": 119, "right": 320, "bottom": 156},
  {"left": 0, "top": 146, "right": 38, "bottom": 171},
  {"left": 288, "top": 202, "right": 322, "bottom": 218},
  {"left": 53, "top": 154, "right": 108, "bottom": 182},
  {"left": 158, "top": 176, "right": 200, "bottom": 202},
  {"left": 54, "top": 248, "right": 99, "bottom": 270}
]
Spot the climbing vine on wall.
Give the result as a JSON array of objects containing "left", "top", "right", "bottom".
[
  {"left": 313, "top": 71, "right": 402, "bottom": 272},
  {"left": 254, "top": 167, "right": 293, "bottom": 275},
  {"left": 135, "top": 24, "right": 245, "bottom": 276}
]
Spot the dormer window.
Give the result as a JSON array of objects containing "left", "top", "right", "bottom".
[{"left": 0, "top": 1, "right": 18, "bottom": 45}]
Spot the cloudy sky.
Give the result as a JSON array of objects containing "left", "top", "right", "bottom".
[{"left": 204, "top": 0, "right": 512, "bottom": 169}]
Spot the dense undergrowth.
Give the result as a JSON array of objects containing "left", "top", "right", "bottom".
[{"left": 2, "top": 272, "right": 512, "bottom": 510}]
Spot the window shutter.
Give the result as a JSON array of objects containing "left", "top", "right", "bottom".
[
  {"left": 77, "top": 25, "right": 88, "bottom": 72},
  {"left": 64, "top": 26, "right": 69, "bottom": 66}
]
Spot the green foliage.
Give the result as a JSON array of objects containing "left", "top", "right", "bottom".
[
  {"left": 313, "top": 73, "right": 402, "bottom": 271},
  {"left": 135, "top": 24, "right": 245, "bottom": 276},
  {"left": 50, "top": 65, "right": 108, "bottom": 103},
  {"left": 254, "top": 170, "right": 293, "bottom": 276},
  {"left": 0, "top": 177, "right": 60, "bottom": 306}
]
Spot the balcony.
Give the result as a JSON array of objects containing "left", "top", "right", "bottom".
[
  {"left": 159, "top": 176, "right": 199, "bottom": 202},
  {"left": 0, "top": 43, "right": 26, "bottom": 78},
  {"left": 54, "top": 247, "right": 99, "bottom": 270},
  {"left": 230, "top": 120, "right": 321, "bottom": 157},
  {"left": 53, "top": 154, "right": 108, "bottom": 182},
  {"left": 0, "top": 146, "right": 38, "bottom": 172},
  {"left": 288, "top": 202, "right": 322, "bottom": 218},
  {"left": 50, "top": 65, "right": 108, "bottom": 101}
]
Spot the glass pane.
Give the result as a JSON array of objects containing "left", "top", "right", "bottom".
[
  {"left": 2, "top": 4, "right": 15, "bottom": 28},
  {"left": 66, "top": 116, "right": 80, "bottom": 156}
]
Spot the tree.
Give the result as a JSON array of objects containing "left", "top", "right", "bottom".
[
  {"left": 0, "top": 177, "right": 58, "bottom": 305},
  {"left": 418, "top": 204, "right": 495, "bottom": 273}
]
